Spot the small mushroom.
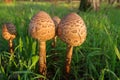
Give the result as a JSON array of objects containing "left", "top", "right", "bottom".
[
  {"left": 2, "top": 23, "right": 16, "bottom": 54},
  {"left": 51, "top": 16, "right": 61, "bottom": 48},
  {"left": 29, "top": 11, "right": 55, "bottom": 78},
  {"left": 57, "top": 12, "right": 87, "bottom": 79}
]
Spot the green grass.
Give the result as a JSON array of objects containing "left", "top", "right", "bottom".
[{"left": 0, "top": 1, "right": 120, "bottom": 80}]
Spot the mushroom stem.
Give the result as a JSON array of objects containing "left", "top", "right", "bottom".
[
  {"left": 65, "top": 45, "right": 73, "bottom": 78},
  {"left": 39, "top": 41, "right": 47, "bottom": 78},
  {"left": 9, "top": 39, "right": 13, "bottom": 54},
  {"left": 51, "top": 36, "right": 57, "bottom": 48}
]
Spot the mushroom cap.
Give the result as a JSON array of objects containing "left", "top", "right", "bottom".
[
  {"left": 29, "top": 11, "right": 55, "bottom": 41},
  {"left": 57, "top": 12, "right": 87, "bottom": 46},
  {"left": 2, "top": 23, "right": 16, "bottom": 40},
  {"left": 52, "top": 16, "right": 61, "bottom": 28},
  {"left": 52, "top": 16, "right": 61, "bottom": 35}
]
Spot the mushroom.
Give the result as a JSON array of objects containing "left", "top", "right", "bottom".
[
  {"left": 2, "top": 23, "right": 16, "bottom": 54},
  {"left": 29, "top": 11, "right": 55, "bottom": 78},
  {"left": 57, "top": 12, "right": 87, "bottom": 79},
  {"left": 51, "top": 16, "right": 61, "bottom": 48}
]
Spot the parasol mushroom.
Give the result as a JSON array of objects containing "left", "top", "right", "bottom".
[
  {"left": 2, "top": 23, "right": 16, "bottom": 54},
  {"left": 57, "top": 12, "right": 87, "bottom": 79},
  {"left": 51, "top": 16, "right": 61, "bottom": 48},
  {"left": 29, "top": 11, "right": 55, "bottom": 78}
]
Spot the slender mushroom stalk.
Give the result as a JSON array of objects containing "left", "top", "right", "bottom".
[
  {"left": 9, "top": 39, "right": 13, "bottom": 53},
  {"left": 39, "top": 41, "right": 46, "bottom": 76},
  {"left": 29, "top": 11, "right": 55, "bottom": 79},
  {"left": 65, "top": 45, "right": 73, "bottom": 75},
  {"left": 52, "top": 16, "right": 61, "bottom": 48},
  {"left": 57, "top": 13, "right": 87, "bottom": 79},
  {"left": 2, "top": 23, "right": 16, "bottom": 54},
  {"left": 51, "top": 36, "right": 57, "bottom": 48}
]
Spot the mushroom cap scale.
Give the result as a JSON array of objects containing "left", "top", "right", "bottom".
[
  {"left": 2, "top": 23, "right": 16, "bottom": 40},
  {"left": 57, "top": 12, "right": 87, "bottom": 46},
  {"left": 29, "top": 11, "right": 55, "bottom": 41}
]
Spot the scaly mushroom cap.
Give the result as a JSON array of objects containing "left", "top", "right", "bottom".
[
  {"left": 52, "top": 16, "right": 61, "bottom": 35},
  {"left": 2, "top": 23, "right": 16, "bottom": 40},
  {"left": 29, "top": 11, "right": 55, "bottom": 41},
  {"left": 57, "top": 13, "right": 87, "bottom": 46},
  {"left": 52, "top": 16, "right": 61, "bottom": 28}
]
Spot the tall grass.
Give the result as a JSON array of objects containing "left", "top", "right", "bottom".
[{"left": 0, "top": 2, "right": 120, "bottom": 80}]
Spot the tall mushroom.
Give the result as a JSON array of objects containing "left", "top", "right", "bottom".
[
  {"left": 29, "top": 11, "right": 55, "bottom": 78},
  {"left": 57, "top": 13, "right": 87, "bottom": 79},
  {"left": 2, "top": 23, "right": 16, "bottom": 54},
  {"left": 51, "top": 16, "right": 61, "bottom": 48}
]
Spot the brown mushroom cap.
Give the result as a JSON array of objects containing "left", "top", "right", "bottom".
[
  {"left": 57, "top": 12, "right": 87, "bottom": 46},
  {"left": 29, "top": 11, "right": 55, "bottom": 41},
  {"left": 52, "top": 16, "right": 61, "bottom": 35},
  {"left": 2, "top": 23, "right": 16, "bottom": 40},
  {"left": 52, "top": 16, "right": 61, "bottom": 28}
]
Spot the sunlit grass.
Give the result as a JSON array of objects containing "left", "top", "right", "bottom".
[{"left": 0, "top": 1, "right": 120, "bottom": 80}]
